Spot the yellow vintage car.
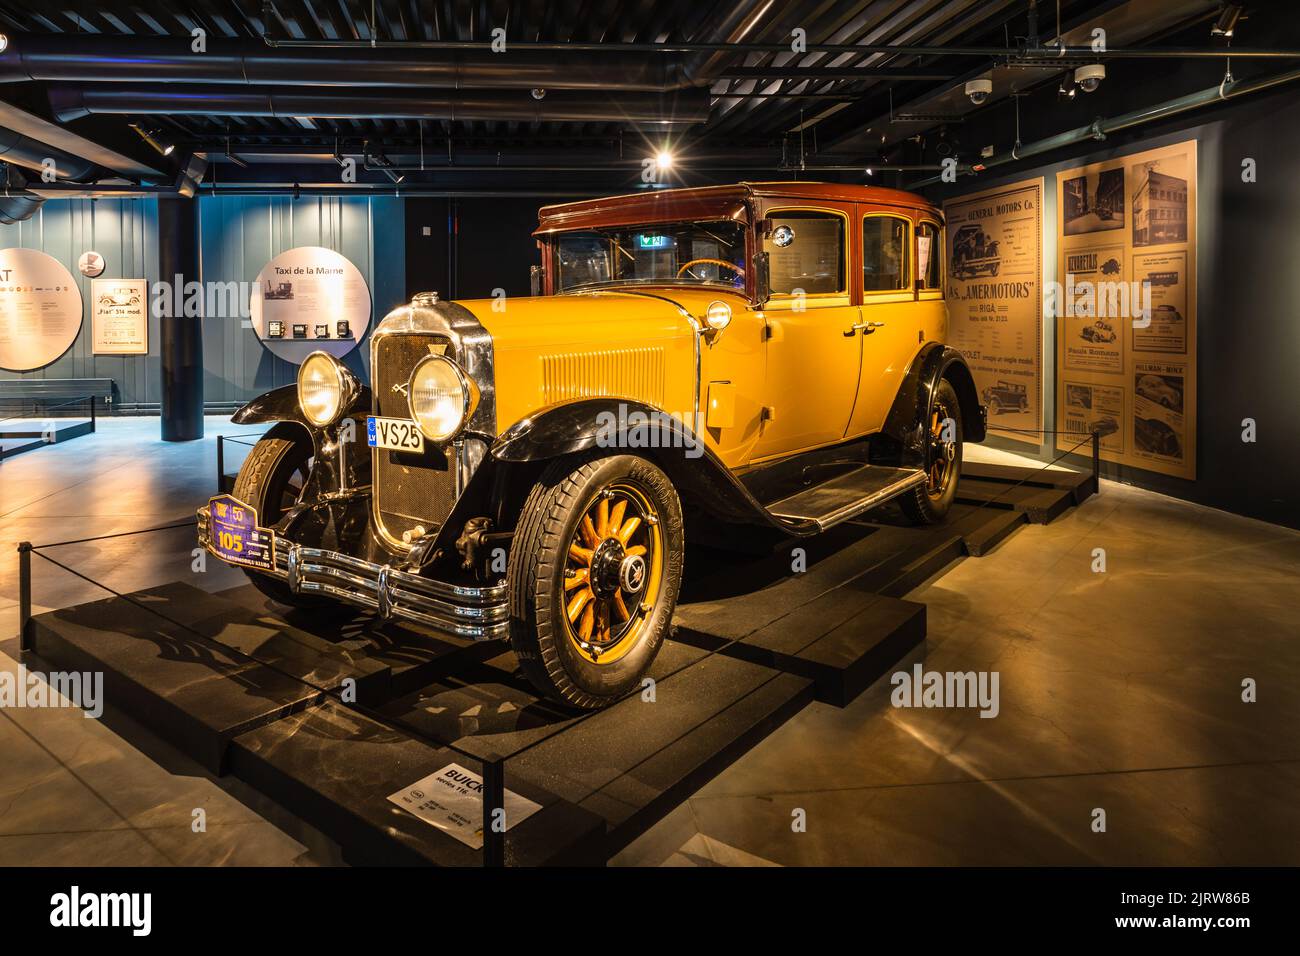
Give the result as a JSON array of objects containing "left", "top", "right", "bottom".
[{"left": 198, "top": 182, "right": 986, "bottom": 708}]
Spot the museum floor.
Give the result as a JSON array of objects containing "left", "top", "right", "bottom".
[{"left": 1, "top": 417, "right": 1297, "bottom": 866}]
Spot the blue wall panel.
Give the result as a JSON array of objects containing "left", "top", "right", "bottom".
[
  {"left": 0, "top": 194, "right": 404, "bottom": 410},
  {"left": 0, "top": 198, "right": 159, "bottom": 407}
]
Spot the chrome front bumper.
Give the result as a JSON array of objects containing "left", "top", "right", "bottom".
[{"left": 197, "top": 506, "right": 508, "bottom": 639}]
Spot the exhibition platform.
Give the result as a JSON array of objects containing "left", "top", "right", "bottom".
[{"left": 18, "top": 458, "right": 1090, "bottom": 865}]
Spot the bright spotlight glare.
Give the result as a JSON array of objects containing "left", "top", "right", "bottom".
[{"left": 655, "top": 150, "right": 673, "bottom": 171}]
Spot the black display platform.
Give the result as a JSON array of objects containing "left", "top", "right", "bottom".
[
  {"left": 22, "top": 459, "right": 1087, "bottom": 864},
  {"left": 0, "top": 418, "right": 94, "bottom": 461}
]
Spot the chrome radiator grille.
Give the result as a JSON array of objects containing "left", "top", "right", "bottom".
[{"left": 373, "top": 332, "right": 458, "bottom": 544}]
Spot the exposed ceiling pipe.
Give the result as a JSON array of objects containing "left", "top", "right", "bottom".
[
  {"left": 0, "top": 36, "right": 689, "bottom": 92},
  {"left": 0, "top": 126, "right": 97, "bottom": 180},
  {"left": 0, "top": 99, "right": 162, "bottom": 182},
  {"left": 48, "top": 85, "right": 711, "bottom": 127},
  {"left": 908, "top": 63, "right": 1300, "bottom": 189}
]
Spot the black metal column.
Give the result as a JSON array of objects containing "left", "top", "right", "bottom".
[{"left": 158, "top": 195, "right": 203, "bottom": 441}]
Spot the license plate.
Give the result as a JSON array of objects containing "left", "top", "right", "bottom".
[
  {"left": 368, "top": 416, "right": 425, "bottom": 452},
  {"left": 207, "top": 494, "right": 275, "bottom": 571}
]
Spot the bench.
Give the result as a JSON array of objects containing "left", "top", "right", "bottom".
[{"left": 0, "top": 378, "right": 113, "bottom": 421}]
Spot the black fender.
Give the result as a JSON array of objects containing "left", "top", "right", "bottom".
[
  {"left": 229, "top": 382, "right": 373, "bottom": 497},
  {"left": 421, "top": 398, "right": 819, "bottom": 565},
  {"left": 878, "top": 344, "right": 986, "bottom": 469}
]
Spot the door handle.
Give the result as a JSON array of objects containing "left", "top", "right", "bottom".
[{"left": 843, "top": 321, "right": 886, "bottom": 336}]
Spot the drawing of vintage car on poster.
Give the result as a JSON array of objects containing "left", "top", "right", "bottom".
[
  {"left": 1136, "top": 372, "right": 1183, "bottom": 412},
  {"left": 950, "top": 224, "right": 1001, "bottom": 279},
  {"left": 1080, "top": 319, "right": 1118, "bottom": 344}
]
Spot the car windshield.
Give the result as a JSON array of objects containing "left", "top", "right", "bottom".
[{"left": 553, "top": 220, "right": 747, "bottom": 292}]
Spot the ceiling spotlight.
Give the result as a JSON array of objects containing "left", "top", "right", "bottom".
[
  {"left": 864, "top": 167, "right": 874, "bottom": 176},
  {"left": 531, "top": 88, "right": 547, "bottom": 100},
  {"left": 0, "top": 34, "right": 9, "bottom": 54},
  {"left": 655, "top": 150, "right": 674, "bottom": 172},
  {"left": 383, "top": 168, "right": 405, "bottom": 185},
  {"left": 964, "top": 77, "right": 993, "bottom": 106},
  {"left": 129, "top": 123, "right": 174, "bottom": 157},
  {"left": 1058, "top": 77, "right": 1077, "bottom": 98},
  {"left": 1212, "top": 3, "right": 1243, "bottom": 38},
  {"left": 1074, "top": 64, "right": 1106, "bottom": 93}
]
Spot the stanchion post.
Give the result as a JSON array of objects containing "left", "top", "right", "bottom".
[
  {"left": 89, "top": 395, "right": 96, "bottom": 433},
  {"left": 1091, "top": 428, "right": 1101, "bottom": 496},
  {"left": 482, "top": 754, "right": 506, "bottom": 867},
  {"left": 216, "top": 436, "right": 224, "bottom": 493},
  {"left": 17, "top": 542, "right": 32, "bottom": 651}
]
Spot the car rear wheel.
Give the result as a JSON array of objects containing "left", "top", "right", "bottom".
[
  {"left": 899, "top": 379, "right": 963, "bottom": 525},
  {"left": 507, "top": 454, "right": 684, "bottom": 709},
  {"left": 230, "top": 422, "right": 329, "bottom": 608}
]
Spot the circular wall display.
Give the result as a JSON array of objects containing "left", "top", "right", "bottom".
[
  {"left": 78, "top": 250, "right": 106, "bottom": 277},
  {"left": 0, "top": 248, "right": 84, "bottom": 372},
  {"left": 249, "top": 246, "right": 371, "bottom": 363}
]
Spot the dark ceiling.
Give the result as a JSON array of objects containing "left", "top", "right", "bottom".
[{"left": 0, "top": 0, "right": 1287, "bottom": 196}]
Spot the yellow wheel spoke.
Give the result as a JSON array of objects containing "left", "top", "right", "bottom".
[
  {"left": 569, "top": 542, "right": 593, "bottom": 564},
  {"left": 617, "top": 516, "right": 641, "bottom": 546},
  {"left": 596, "top": 497, "right": 610, "bottom": 537},
  {"left": 564, "top": 568, "right": 589, "bottom": 591},
  {"left": 595, "top": 600, "right": 610, "bottom": 643},
  {"left": 579, "top": 515, "right": 600, "bottom": 549},
  {"left": 625, "top": 544, "right": 647, "bottom": 558},
  {"left": 578, "top": 603, "right": 595, "bottom": 640},
  {"left": 612, "top": 590, "right": 630, "bottom": 622},
  {"left": 566, "top": 587, "right": 592, "bottom": 623},
  {"left": 608, "top": 499, "right": 627, "bottom": 537}
]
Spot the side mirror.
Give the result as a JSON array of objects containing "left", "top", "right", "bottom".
[
  {"left": 753, "top": 251, "right": 771, "bottom": 305},
  {"left": 529, "top": 264, "right": 543, "bottom": 297}
]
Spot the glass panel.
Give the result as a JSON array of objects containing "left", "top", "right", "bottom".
[
  {"left": 552, "top": 220, "right": 747, "bottom": 292},
  {"left": 918, "top": 221, "right": 941, "bottom": 290},
  {"left": 863, "top": 216, "right": 909, "bottom": 292},
  {"left": 762, "top": 211, "right": 846, "bottom": 295}
]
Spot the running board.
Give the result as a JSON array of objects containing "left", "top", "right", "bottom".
[{"left": 767, "top": 465, "right": 927, "bottom": 531}]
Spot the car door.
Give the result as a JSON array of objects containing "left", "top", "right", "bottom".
[
  {"left": 845, "top": 209, "right": 924, "bottom": 436},
  {"left": 749, "top": 205, "right": 862, "bottom": 461}
]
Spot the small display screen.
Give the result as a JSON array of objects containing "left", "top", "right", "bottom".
[
  {"left": 314, "top": 324, "right": 330, "bottom": 338},
  {"left": 266, "top": 321, "right": 284, "bottom": 338},
  {"left": 292, "top": 324, "right": 308, "bottom": 339}
]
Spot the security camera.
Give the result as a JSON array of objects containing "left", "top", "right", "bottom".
[
  {"left": 964, "top": 78, "right": 993, "bottom": 106},
  {"left": 1075, "top": 64, "right": 1106, "bottom": 93}
]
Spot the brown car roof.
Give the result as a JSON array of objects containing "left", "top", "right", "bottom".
[{"left": 534, "top": 181, "right": 940, "bottom": 235}]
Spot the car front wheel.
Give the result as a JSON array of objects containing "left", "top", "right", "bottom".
[
  {"left": 507, "top": 454, "right": 684, "bottom": 709},
  {"left": 230, "top": 422, "right": 330, "bottom": 608}
]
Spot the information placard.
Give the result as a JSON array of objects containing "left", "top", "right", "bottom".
[
  {"left": 91, "top": 277, "right": 149, "bottom": 354},
  {"left": 944, "top": 178, "right": 1044, "bottom": 445},
  {"left": 1055, "top": 140, "right": 1197, "bottom": 479},
  {"left": 0, "top": 248, "right": 83, "bottom": 372}
]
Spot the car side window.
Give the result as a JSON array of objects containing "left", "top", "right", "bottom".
[
  {"left": 917, "top": 221, "right": 941, "bottom": 290},
  {"left": 763, "top": 210, "right": 846, "bottom": 296},
  {"left": 863, "top": 216, "right": 910, "bottom": 292}
]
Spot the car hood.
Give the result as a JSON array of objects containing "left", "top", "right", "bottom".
[{"left": 456, "top": 286, "right": 750, "bottom": 350}]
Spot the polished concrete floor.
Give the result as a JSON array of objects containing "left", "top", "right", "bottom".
[{"left": 1, "top": 417, "right": 1297, "bottom": 866}]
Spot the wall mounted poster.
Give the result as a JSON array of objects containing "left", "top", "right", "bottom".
[
  {"left": 0, "top": 248, "right": 84, "bottom": 372},
  {"left": 944, "top": 177, "right": 1044, "bottom": 445},
  {"left": 249, "top": 246, "right": 371, "bottom": 363},
  {"left": 91, "top": 277, "right": 149, "bottom": 354},
  {"left": 1056, "top": 140, "right": 1196, "bottom": 479}
]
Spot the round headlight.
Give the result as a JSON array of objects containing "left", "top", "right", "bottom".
[
  {"left": 705, "top": 300, "right": 732, "bottom": 331},
  {"left": 297, "top": 352, "right": 345, "bottom": 427},
  {"left": 409, "top": 355, "right": 478, "bottom": 442}
]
